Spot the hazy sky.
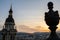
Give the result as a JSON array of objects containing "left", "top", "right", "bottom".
[{"left": 0, "top": 0, "right": 60, "bottom": 33}]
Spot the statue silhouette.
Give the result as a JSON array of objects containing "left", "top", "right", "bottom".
[{"left": 45, "top": 2, "right": 60, "bottom": 40}]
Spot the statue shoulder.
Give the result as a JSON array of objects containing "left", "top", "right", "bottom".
[
  {"left": 55, "top": 10, "right": 58, "bottom": 13},
  {"left": 45, "top": 12, "right": 48, "bottom": 14},
  {"left": 45, "top": 12, "right": 48, "bottom": 16},
  {"left": 54, "top": 10, "right": 59, "bottom": 16}
]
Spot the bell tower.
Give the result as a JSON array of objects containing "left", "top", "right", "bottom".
[
  {"left": 2, "top": 5, "right": 17, "bottom": 40},
  {"left": 5, "top": 5, "right": 15, "bottom": 30}
]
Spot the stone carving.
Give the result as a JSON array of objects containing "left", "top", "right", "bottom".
[{"left": 45, "top": 2, "right": 60, "bottom": 40}]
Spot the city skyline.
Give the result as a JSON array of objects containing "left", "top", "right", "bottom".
[{"left": 0, "top": 0, "right": 60, "bottom": 33}]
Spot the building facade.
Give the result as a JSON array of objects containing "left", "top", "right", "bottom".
[{"left": 1, "top": 5, "right": 17, "bottom": 40}]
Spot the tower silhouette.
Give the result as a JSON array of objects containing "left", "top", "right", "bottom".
[{"left": 1, "top": 5, "right": 17, "bottom": 40}]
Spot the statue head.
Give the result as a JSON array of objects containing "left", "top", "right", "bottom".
[{"left": 47, "top": 2, "right": 53, "bottom": 10}]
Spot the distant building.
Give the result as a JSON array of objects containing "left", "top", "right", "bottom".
[
  {"left": 15, "top": 32, "right": 34, "bottom": 40},
  {"left": 0, "top": 5, "right": 17, "bottom": 40},
  {"left": 0, "top": 5, "right": 35, "bottom": 40}
]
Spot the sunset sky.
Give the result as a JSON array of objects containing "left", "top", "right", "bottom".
[{"left": 0, "top": 0, "right": 60, "bottom": 33}]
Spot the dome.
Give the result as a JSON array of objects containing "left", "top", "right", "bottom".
[
  {"left": 5, "top": 5, "right": 15, "bottom": 24},
  {"left": 5, "top": 17, "right": 14, "bottom": 23}
]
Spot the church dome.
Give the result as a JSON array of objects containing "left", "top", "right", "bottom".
[
  {"left": 5, "top": 17, "right": 14, "bottom": 23},
  {"left": 5, "top": 5, "right": 15, "bottom": 25}
]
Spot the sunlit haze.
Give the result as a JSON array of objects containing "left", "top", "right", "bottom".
[{"left": 0, "top": 0, "right": 60, "bottom": 33}]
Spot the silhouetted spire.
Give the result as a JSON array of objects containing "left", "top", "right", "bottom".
[
  {"left": 9, "top": 4, "right": 13, "bottom": 15},
  {"left": 5, "top": 4, "right": 14, "bottom": 23}
]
